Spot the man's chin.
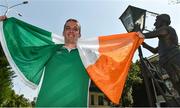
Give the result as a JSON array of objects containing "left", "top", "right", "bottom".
[{"left": 66, "top": 41, "right": 77, "bottom": 44}]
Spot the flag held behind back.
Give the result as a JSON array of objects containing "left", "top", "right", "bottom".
[{"left": 0, "top": 17, "right": 144, "bottom": 104}]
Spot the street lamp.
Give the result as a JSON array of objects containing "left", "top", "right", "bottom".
[
  {"left": 119, "top": 5, "right": 159, "bottom": 32},
  {"left": 119, "top": 5, "right": 159, "bottom": 107},
  {"left": 0, "top": 1, "right": 28, "bottom": 16}
]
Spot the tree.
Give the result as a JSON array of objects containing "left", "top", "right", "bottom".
[
  {"left": 121, "top": 61, "right": 142, "bottom": 106},
  {"left": 0, "top": 45, "right": 32, "bottom": 107},
  {"left": 0, "top": 45, "right": 15, "bottom": 106}
]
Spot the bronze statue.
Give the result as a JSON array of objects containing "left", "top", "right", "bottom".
[{"left": 142, "top": 14, "right": 180, "bottom": 95}]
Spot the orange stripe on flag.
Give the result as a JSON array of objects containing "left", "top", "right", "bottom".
[{"left": 87, "top": 32, "right": 144, "bottom": 104}]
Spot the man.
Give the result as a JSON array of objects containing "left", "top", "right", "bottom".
[
  {"left": 141, "top": 14, "right": 180, "bottom": 95},
  {"left": 35, "top": 19, "right": 90, "bottom": 107},
  {"left": 0, "top": 16, "right": 90, "bottom": 107}
]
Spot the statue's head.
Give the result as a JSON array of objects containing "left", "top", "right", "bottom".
[{"left": 154, "top": 14, "right": 171, "bottom": 29}]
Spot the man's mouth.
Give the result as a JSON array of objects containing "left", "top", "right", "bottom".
[{"left": 67, "top": 33, "right": 73, "bottom": 37}]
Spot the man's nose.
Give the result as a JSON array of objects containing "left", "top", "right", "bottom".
[{"left": 69, "top": 29, "right": 75, "bottom": 33}]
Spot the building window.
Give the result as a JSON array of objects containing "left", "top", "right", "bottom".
[
  {"left": 98, "top": 96, "right": 104, "bottom": 105},
  {"left": 91, "top": 95, "right": 94, "bottom": 105}
]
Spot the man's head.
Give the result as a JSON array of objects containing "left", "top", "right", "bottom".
[
  {"left": 154, "top": 14, "right": 171, "bottom": 29},
  {"left": 63, "top": 18, "right": 81, "bottom": 45}
]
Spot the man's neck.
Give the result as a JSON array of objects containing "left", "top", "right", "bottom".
[{"left": 64, "top": 44, "right": 77, "bottom": 49}]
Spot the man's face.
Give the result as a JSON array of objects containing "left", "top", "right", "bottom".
[{"left": 63, "top": 21, "right": 80, "bottom": 44}]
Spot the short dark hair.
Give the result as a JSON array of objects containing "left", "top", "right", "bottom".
[
  {"left": 157, "top": 14, "right": 171, "bottom": 25},
  {"left": 63, "top": 18, "right": 81, "bottom": 36}
]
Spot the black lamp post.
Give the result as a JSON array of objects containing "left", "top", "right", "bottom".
[{"left": 119, "top": 5, "right": 159, "bottom": 107}]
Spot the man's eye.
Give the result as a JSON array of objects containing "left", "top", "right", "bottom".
[
  {"left": 65, "top": 27, "right": 70, "bottom": 30},
  {"left": 73, "top": 28, "right": 79, "bottom": 31},
  {"left": 65, "top": 27, "right": 79, "bottom": 32}
]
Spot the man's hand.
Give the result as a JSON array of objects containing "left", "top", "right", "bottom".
[{"left": 0, "top": 16, "right": 7, "bottom": 21}]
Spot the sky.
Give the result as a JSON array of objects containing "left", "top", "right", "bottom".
[{"left": 0, "top": 0, "right": 180, "bottom": 101}]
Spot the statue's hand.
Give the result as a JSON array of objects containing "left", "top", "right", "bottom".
[{"left": 136, "top": 31, "right": 144, "bottom": 38}]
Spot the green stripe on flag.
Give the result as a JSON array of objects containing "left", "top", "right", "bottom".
[
  {"left": 2, "top": 17, "right": 56, "bottom": 85},
  {"left": 3, "top": 17, "right": 54, "bottom": 46}
]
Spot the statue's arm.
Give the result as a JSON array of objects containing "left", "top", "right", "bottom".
[
  {"left": 142, "top": 42, "right": 158, "bottom": 54},
  {"left": 143, "top": 26, "right": 169, "bottom": 39}
]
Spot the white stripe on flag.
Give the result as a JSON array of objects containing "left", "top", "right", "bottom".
[
  {"left": 51, "top": 33, "right": 64, "bottom": 44},
  {"left": 77, "top": 37, "right": 100, "bottom": 68}
]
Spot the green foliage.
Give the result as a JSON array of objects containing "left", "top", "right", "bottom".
[
  {"left": 0, "top": 45, "right": 14, "bottom": 104},
  {"left": 1, "top": 89, "right": 32, "bottom": 107},
  {"left": 0, "top": 46, "right": 32, "bottom": 107},
  {"left": 121, "top": 61, "right": 142, "bottom": 106}
]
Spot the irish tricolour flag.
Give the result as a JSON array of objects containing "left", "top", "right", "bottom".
[{"left": 0, "top": 17, "right": 143, "bottom": 106}]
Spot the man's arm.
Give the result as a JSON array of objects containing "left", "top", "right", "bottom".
[{"left": 142, "top": 42, "right": 158, "bottom": 54}]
